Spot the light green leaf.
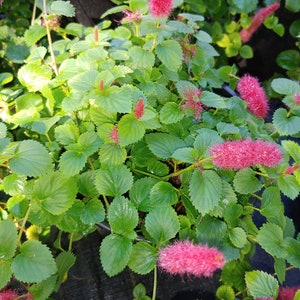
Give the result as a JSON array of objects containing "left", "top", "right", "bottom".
[
  {"left": 18, "top": 64, "right": 52, "bottom": 92},
  {"left": 33, "top": 172, "right": 77, "bottom": 215},
  {"left": 128, "top": 242, "right": 157, "bottom": 274},
  {"left": 201, "top": 91, "right": 227, "bottom": 108},
  {"left": 273, "top": 108, "right": 300, "bottom": 136},
  {"left": 284, "top": 237, "right": 300, "bottom": 268},
  {"left": 274, "top": 258, "right": 286, "bottom": 284},
  {"left": 31, "top": 116, "right": 60, "bottom": 135},
  {"left": 145, "top": 206, "right": 180, "bottom": 243},
  {"left": 0, "top": 72, "right": 13, "bottom": 86},
  {"left": 54, "top": 123, "right": 79, "bottom": 145},
  {"left": 245, "top": 270, "right": 278, "bottom": 299},
  {"left": 55, "top": 251, "right": 76, "bottom": 290},
  {"left": 239, "top": 45, "right": 253, "bottom": 59},
  {"left": 69, "top": 70, "right": 99, "bottom": 91},
  {"left": 59, "top": 150, "right": 87, "bottom": 176},
  {"left": 228, "top": 227, "right": 247, "bottom": 248},
  {"left": 100, "top": 234, "right": 132, "bottom": 277},
  {"left": 50, "top": 1, "right": 75, "bottom": 17},
  {"left": 128, "top": 46, "right": 155, "bottom": 69},
  {"left": 99, "top": 143, "right": 127, "bottom": 166},
  {"left": 172, "top": 147, "right": 199, "bottom": 164},
  {"left": 159, "top": 102, "right": 184, "bottom": 124},
  {"left": 146, "top": 133, "right": 186, "bottom": 160},
  {"left": 146, "top": 160, "right": 169, "bottom": 177},
  {"left": 118, "top": 114, "right": 145, "bottom": 146},
  {"left": 29, "top": 275, "right": 57, "bottom": 300},
  {"left": 95, "top": 165, "right": 133, "bottom": 196},
  {"left": 256, "top": 223, "right": 287, "bottom": 258},
  {"left": 9, "top": 140, "right": 52, "bottom": 177},
  {"left": 189, "top": 170, "right": 222, "bottom": 215},
  {"left": 78, "top": 171, "right": 99, "bottom": 198},
  {"left": 281, "top": 140, "right": 300, "bottom": 163},
  {"left": 12, "top": 240, "right": 57, "bottom": 283},
  {"left": 78, "top": 131, "right": 102, "bottom": 156},
  {"left": 24, "top": 25, "right": 47, "bottom": 46},
  {"left": 0, "top": 219, "right": 18, "bottom": 259},
  {"left": 278, "top": 174, "right": 300, "bottom": 200},
  {"left": 155, "top": 40, "right": 183, "bottom": 72},
  {"left": 108, "top": 196, "right": 139, "bottom": 235},
  {"left": 0, "top": 261, "right": 11, "bottom": 289},
  {"left": 233, "top": 168, "right": 262, "bottom": 194},
  {"left": 216, "top": 285, "right": 235, "bottom": 300},
  {"left": 271, "top": 78, "right": 300, "bottom": 95},
  {"left": 150, "top": 182, "right": 178, "bottom": 207},
  {"left": 81, "top": 198, "right": 105, "bottom": 224}
]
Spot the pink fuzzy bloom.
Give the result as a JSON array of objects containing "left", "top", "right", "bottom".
[
  {"left": 277, "top": 286, "right": 300, "bottom": 300},
  {"left": 121, "top": 10, "right": 142, "bottom": 23},
  {"left": 110, "top": 125, "right": 119, "bottom": 144},
  {"left": 209, "top": 139, "right": 282, "bottom": 170},
  {"left": 0, "top": 289, "right": 19, "bottom": 300},
  {"left": 240, "top": 2, "right": 280, "bottom": 43},
  {"left": 134, "top": 98, "right": 145, "bottom": 119},
  {"left": 237, "top": 74, "right": 269, "bottom": 118},
  {"left": 181, "top": 88, "right": 203, "bottom": 120},
  {"left": 157, "top": 240, "right": 226, "bottom": 277},
  {"left": 149, "top": 0, "right": 173, "bottom": 18},
  {"left": 294, "top": 93, "right": 300, "bottom": 105}
]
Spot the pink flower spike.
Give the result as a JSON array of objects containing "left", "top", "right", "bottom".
[
  {"left": 294, "top": 93, "right": 300, "bottom": 105},
  {"left": 240, "top": 2, "right": 280, "bottom": 43},
  {"left": 134, "top": 98, "right": 145, "bottom": 119},
  {"left": 181, "top": 88, "right": 203, "bottom": 120},
  {"left": 110, "top": 125, "right": 120, "bottom": 144},
  {"left": 277, "top": 286, "right": 300, "bottom": 300},
  {"left": 237, "top": 74, "right": 269, "bottom": 118},
  {"left": 158, "top": 240, "right": 226, "bottom": 278},
  {"left": 209, "top": 139, "right": 282, "bottom": 170},
  {"left": 149, "top": 0, "right": 173, "bottom": 18},
  {"left": 0, "top": 289, "right": 19, "bottom": 300},
  {"left": 121, "top": 10, "right": 142, "bottom": 23}
]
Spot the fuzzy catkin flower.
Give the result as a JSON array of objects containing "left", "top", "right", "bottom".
[
  {"left": 149, "top": 0, "right": 173, "bottom": 18},
  {"left": 240, "top": 2, "right": 280, "bottom": 43},
  {"left": 209, "top": 139, "right": 282, "bottom": 170},
  {"left": 0, "top": 289, "right": 19, "bottom": 300},
  {"left": 277, "top": 286, "right": 300, "bottom": 300},
  {"left": 157, "top": 240, "right": 226, "bottom": 277},
  {"left": 237, "top": 74, "right": 269, "bottom": 118}
]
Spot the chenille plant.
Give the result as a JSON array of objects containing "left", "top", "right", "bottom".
[{"left": 0, "top": 0, "right": 300, "bottom": 299}]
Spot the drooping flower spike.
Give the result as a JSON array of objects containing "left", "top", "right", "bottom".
[
  {"left": 157, "top": 240, "right": 226, "bottom": 277},
  {"left": 240, "top": 2, "right": 280, "bottom": 43},
  {"left": 148, "top": 0, "right": 173, "bottom": 18},
  {"left": 237, "top": 74, "right": 269, "bottom": 118},
  {"left": 209, "top": 139, "right": 282, "bottom": 170}
]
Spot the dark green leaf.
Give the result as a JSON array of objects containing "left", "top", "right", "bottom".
[
  {"left": 55, "top": 251, "right": 76, "bottom": 289},
  {"left": 228, "top": 227, "right": 247, "bottom": 248},
  {"left": 278, "top": 174, "right": 300, "bottom": 200},
  {"left": 0, "top": 261, "right": 12, "bottom": 289},
  {"left": 29, "top": 275, "right": 57, "bottom": 300},
  {"left": 172, "top": 147, "right": 199, "bottom": 164},
  {"left": 284, "top": 237, "right": 300, "bottom": 268},
  {"left": 0, "top": 219, "right": 18, "bottom": 259},
  {"left": 81, "top": 199, "right": 105, "bottom": 224},
  {"left": 149, "top": 182, "right": 178, "bottom": 207},
  {"left": 201, "top": 91, "right": 227, "bottom": 108},
  {"left": 274, "top": 258, "right": 286, "bottom": 284},
  {"left": 159, "top": 102, "right": 184, "bottom": 124},
  {"left": 276, "top": 50, "right": 300, "bottom": 70},
  {"left": 24, "top": 25, "right": 47, "bottom": 46},
  {"left": 233, "top": 168, "right": 262, "bottom": 194}
]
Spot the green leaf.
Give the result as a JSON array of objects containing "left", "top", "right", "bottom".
[
  {"left": 128, "top": 242, "right": 157, "bottom": 275},
  {"left": 12, "top": 240, "right": 57, "bottom": 283},
  {"left": 33, "top": 172, "right": 77, "bottom": 215},
  {"left": 108, "top": 196, "right": 139, "bottom": 235},
  {"left": 0, "top": 72, "right": 13, "bottom": 86},
  {"left": 145, "top": 206, "right": 180, "bottom": 243},
  {"left": 273, "top": 108, "right": 300, "bottom": 136},
  {"left": 100, "top": 234, "right": 132, "bottom": 277},
  {"left": 155, "top": 40, "right": 183, "bottom": 72},
  {"left": 228, "top": 227, "right": 247, "bottom": 248},
  {"left": 274, "top": 258, "right": 286, "bottom": 284},
  {"left": 149, "top": 182, "right": 178, "bottom": 207},
  {"left": 216, "top": 285, "right": 235, "bottom": 300},
  {"left": 146, "top": 133, "right": 186, "bottom": 160},
  {"left": 276, "top": 50, "right": 300, "bottom": 70},
  {"left": 0, "top": 261, "right": 12, "bottom": 289},
  {"left": 78, "top": 131, "right": 102, "bottom": 156},
  {"left": 118, "top": 114, "right": 145, "bottom": 146},
  {"left": 81, "top": 198, "right": 105, "bottom": 224},
  {"left": 95, "top": 165, "right": 133, "bottom": 196},
  {"left": 31, "top": 116, "right": 60, "bottom": 135},
  {"left": 18, "top": 64, "right": 52, "bottom": 92},
  {"left": 77, "top": 171, "right": 98, "bottom": 198},
  {"left": 55, "top": 251, "right": 76, "bottom": 290},
  {"left": 69, "top": 70, "right": 99, "bottom": 91},
  {"left": 278, "top": 174, "right": 300, "bottom": 200},
  {"left": 256, "top": 223, "right": 287, "bottom": 258},
  {"left": 129, "top": 177, "right": 158, "bottom": 212},
  {"left": 245, "top": 270, "right": 278, "bottom": 299},
  {"left": 271, "top": 78, "right": 300, "bottom": 95},
  {"left": 285, "top": 0, "right": 300, "bottom": 12},
  {"left": 54, "top": 123, "right": 80, "bottom": 145},
  {"left": 172, "top": 147, "right": 199, "bottom": 164},
  {"left": 230, "top": 0, "right": 258, "bottom": 13},
  {"left": 24, "top": 25, "right": 47, "bottom": 46},
  {"left": 284, "top": 237, "right": 300, "bottom": 268},
  {"left": 239, "top": 45, "right": 253, "bottom": 59},
  {"left": 99, "top": 143, "right": 127, "bottom": 166},
  {"left": 50, "top": 1, "right": 75, "bottom": 17},
  {"left": 9, "top": 140, "right": 52, "bottom": 177},
  {"left": 128, "top": 46, "right": 155, "bottom": 69},
  {"left": 201, "top": 91, "right": 227, "bottom": 108},
  {"left": 189, "top": 170, "right": 222, "bottom": 215},
  {"left": 0, "top": 122, "right": 7, "bottom": 139},
  {"left": 0, "top": 219, "right": 18, "bottom": 259},
  {"left": 6, "top": 42, "right": 30, "bottom": 64},
  {"left": 233, "top": 168, "right": 262, "bottom": 194},
  {"left": 281, "top": 140, "right": 300, "bottom": 163},
  {"left": 29, "top": 275, "right": 57, "bottom": 300},
  {"left": 159, "top": 102, "right": 184, "bottom": 124},
  {"left": 59, "top": 150, "right": 87, "bottom": 176}
]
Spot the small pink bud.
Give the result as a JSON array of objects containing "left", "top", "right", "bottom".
[
  {"left": 110, "top": 125, "right": 119, "bottom": 144},
  {"left": 94, "top": 26, "right": 98, "bottom": 43},
  {"left": 294, "top": 93, "right": 300, "bottom": 105},
  {"left": 134, "top": 98, "right": 145, "bottom": 119},
  {"left": 0, "top": 289, "right": 19, "bottom": 300},
  {"left": 99, "top": 79, "right": 104, "bottom": 92}
]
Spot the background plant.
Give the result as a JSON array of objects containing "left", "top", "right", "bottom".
[{"left": 0, "top": 0, "right": 299, "bottom": 299}]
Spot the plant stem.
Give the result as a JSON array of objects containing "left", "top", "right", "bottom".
[
  {"left": 152, "top": 266, "right": 158, "bottom": 300},
  {"left": 18, "top": 204, "right": 32, "bottom": 244},
  {"left": 31, "top": 0, "right": 37, "bottom": 25},
  {"left": 43, "top": 0, "right": 59, "bottom": 76}
]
